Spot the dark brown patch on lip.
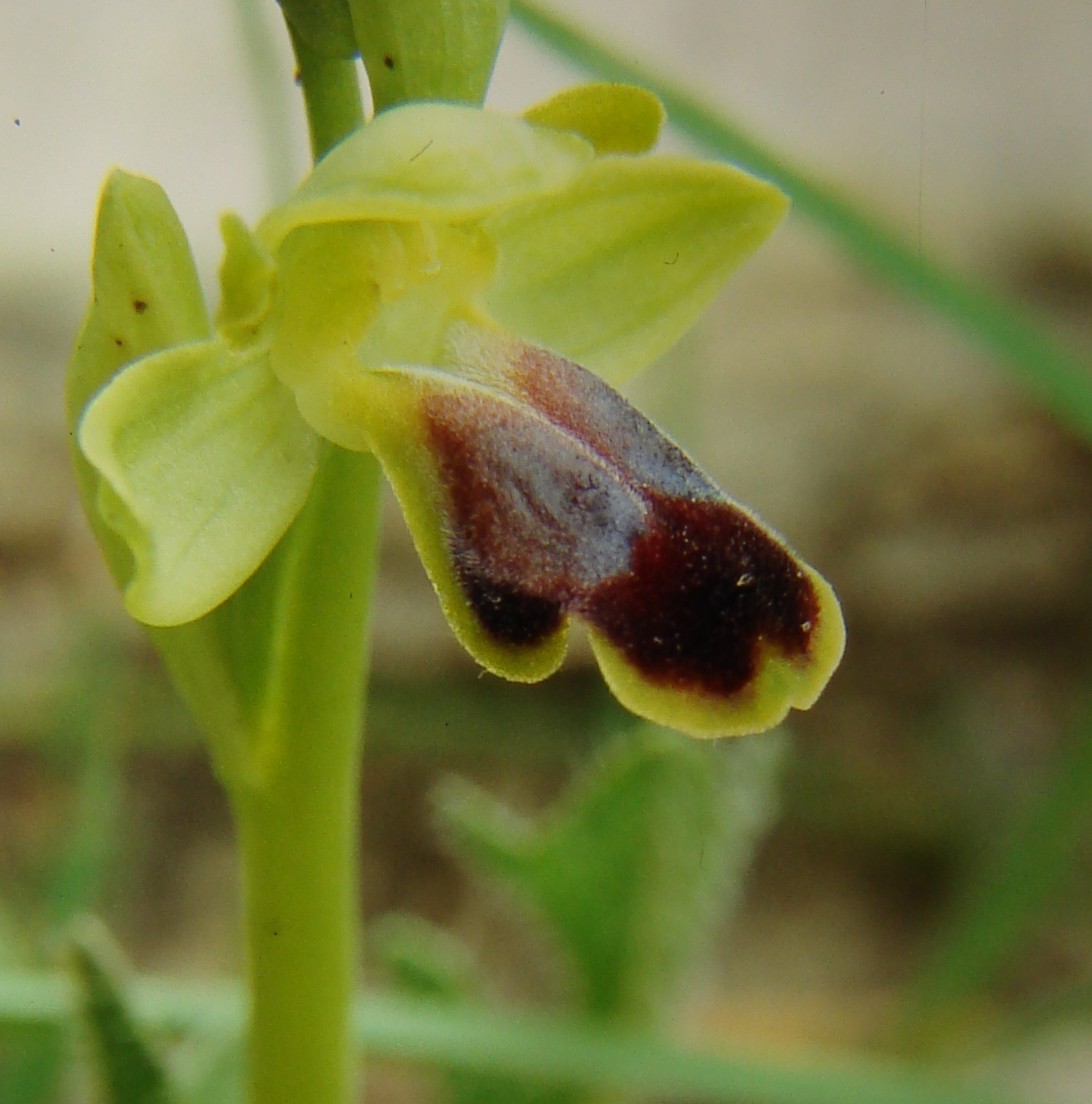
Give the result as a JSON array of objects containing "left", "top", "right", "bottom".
[
  {"left": 580, "top": 492, "right": 819, "bottom": 697},
  {"left": 460, "top": 571, "right": 563, "bottom": 646}
]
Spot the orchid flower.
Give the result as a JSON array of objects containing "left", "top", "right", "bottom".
[{"left": 70, "top": 84, "right": 843, "bottom": 738}]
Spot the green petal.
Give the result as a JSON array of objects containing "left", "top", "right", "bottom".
[
  {"left": 483, "top": 155, "right": 789, "bottom": 384},
  {"left": 216, "top": 212, "right": 277, "bottom": 347},
  {"left": 270, "top": 220, "right": 497, "bottom": 448},
  {"left": 266, "top": 221, "right": 383, "bottom": 396},
  {"left": 78, "top": 342, "right": 320, "bottom": 626},
  {"left": 523, "top": 83, "right": 665, "bottom": 154},
  {"left": 257, "top": 102, "right": 593, "bottom": 248},
  {"left": 67, "top": 169, "right": 211, "bottom": 587}
]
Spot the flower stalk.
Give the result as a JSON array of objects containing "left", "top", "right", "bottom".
[
  {"left": 231, "top": 450, "right": 381, "bottom": 1104},
  {"left": 228, "top": 41, "right": 377, "bottom": 1104}
]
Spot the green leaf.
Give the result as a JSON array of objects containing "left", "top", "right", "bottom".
[
  {"left": 483, "top": 155, "right": 788, "bottom": 384},
  {"left": 351, "top": 0, "right": 509, "bottom": 111},
  {"left": 524, "top": 82, "right": 664, "bottom": 154},
  {"left": 257, "top": 101, "right": 593, "bottom": 248},
  {"left": 437, "top": 726, "right": 785, "bottom": 1023},
  {"left": 68, "top": 923, "right": 176, "bottom": 1104},
  {"left": 374, "top": 916, "right": 578, "bottom": 1104},
  {"left": 78, "top": 342, "right": 320, "bottom": 626},
  {"left": 374, "top": 914, "right": 479, "bottom": 1003},
  {"left": 184, "top": 1039, "right": 245, "bottom": 1104}
]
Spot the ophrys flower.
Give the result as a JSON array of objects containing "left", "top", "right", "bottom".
[{"left": 70, "top": 85, "right": 844, "bottom": 737}]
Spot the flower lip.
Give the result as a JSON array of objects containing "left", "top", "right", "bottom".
[
  {"left": 578, "top": 490, "right": 823, "bottom": 698},
  {"left": 352, "top": 324, "right": 845, "bottom": 737},
  {"left": 422, "top": 336, "right": 831, "bottom": 700}
]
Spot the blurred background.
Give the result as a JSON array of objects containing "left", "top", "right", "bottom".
[{"left": 2, "top": 1, "right": 1091, "bottom": 1101}]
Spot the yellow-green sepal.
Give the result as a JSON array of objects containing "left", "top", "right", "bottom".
[
  {"left": 78, "top": 342, "right": 320, "bottom": 627},
  {"left": 483, "top": 155, "right": 789, "bottom": 384},
  {"left": 67, "top": 169, "right": 212, "bottom": 587},
  {"left": 257, "top": 102, "right": 593, "bottom": 249}
]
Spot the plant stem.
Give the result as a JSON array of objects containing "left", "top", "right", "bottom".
[
  {"left": 231, "top": 25, "right": 373, "bottom": 1101},
  {"left": 233, "top": 444, "right": 382, "bottom": 1104},
  {"left": 288, "top": 21, "right": 366, "bottom": 160}
]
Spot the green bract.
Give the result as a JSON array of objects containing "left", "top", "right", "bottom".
[{"left": 70, "top": 86, "right": 832, "bottom": 737}]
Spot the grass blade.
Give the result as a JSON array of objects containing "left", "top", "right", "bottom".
[{"left": 0, "top": 974, "right": 1030, "bottom": 1104}]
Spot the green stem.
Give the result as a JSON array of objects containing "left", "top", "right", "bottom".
[
  {"left": 233, "top": 447, "right": 382, "bottom": 1104},
  {"left": 288, "top": 22, "right": 366, "bottom": 160},
  {"left": 230, "top": 29, "right": 374, "bottom": 1104}
]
